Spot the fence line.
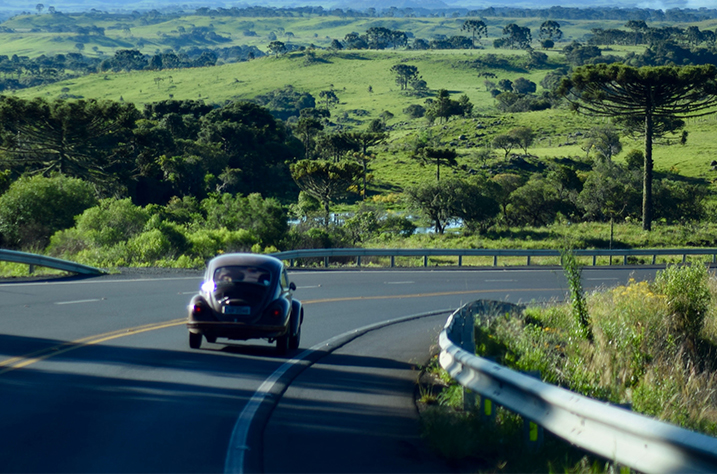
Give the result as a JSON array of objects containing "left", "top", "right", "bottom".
[{"left": 272, "top": 247, "right": 717, "bottom": 268}]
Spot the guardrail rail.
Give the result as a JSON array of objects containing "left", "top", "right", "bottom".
[
  {"left": 0, "top": 249, "right": 105, "bottom": 276},
  {"left": 439, "top": 300, "right": 717, "bottom": 473},
  {"left": 272, "top": 248, "right": 717, "bottom": 268}
]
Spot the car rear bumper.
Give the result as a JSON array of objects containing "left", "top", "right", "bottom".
[{"left": 187, "top": 321, "right": 288, "bottom": 340}]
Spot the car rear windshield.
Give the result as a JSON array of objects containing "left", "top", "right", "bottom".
[
  {"left": 212, "top": 266, "right": 272, "bottom": 305},
  {"left": 213, "top": 266, "right": 272, "bottom": 285}
]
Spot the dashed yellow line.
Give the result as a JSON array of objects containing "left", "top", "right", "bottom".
[{"left": 0, "top": 287, "right": 559, "bottom": 376}]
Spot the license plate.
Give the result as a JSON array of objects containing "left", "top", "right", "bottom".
[{"left": 223, "top": 305, "right": 250, "bottom": 315}]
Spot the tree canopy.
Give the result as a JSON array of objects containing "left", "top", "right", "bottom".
[
  {"left": 558, "top": 63, "right": 717, "bottom": 230},
  {"left": 290, "top": 159, "right": 362, "bottom": 226},
  {"left": 0, "top": 96, "right": 139, "bottom": 194}
]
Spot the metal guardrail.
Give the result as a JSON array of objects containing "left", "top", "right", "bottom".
[
  {"left": 0, "top": 249, "right": 105, "bottom": 275},
  {"left": 439, "top": 301, "right": 717, "bottom": 473},
  {"left": 272, "top": 248, "right": 717, "bottom": 268}
]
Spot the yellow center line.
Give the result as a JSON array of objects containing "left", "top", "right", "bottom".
[
  {"left": 301, "top": 287, "right": 558, "bottom": 304},
  {"left": 0, "top": 287, "right": 562, "bottom": 375},
  {"left": 0, "top": 319, "right": 186, "bottom": 376}
]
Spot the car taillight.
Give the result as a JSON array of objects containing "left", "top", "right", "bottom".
[
  {"left": 269, "top": 307, "right": 282, "bottom": 318},
  {"left": 192, "top": 304, "right": 205, "bottom": 316}
]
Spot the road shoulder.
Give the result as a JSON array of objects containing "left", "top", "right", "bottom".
[{"left": 262, "top": 314, "right": 452, "bottom": 473}]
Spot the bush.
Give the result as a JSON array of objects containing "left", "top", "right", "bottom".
[
  {"left": 403, "top": 104, "right": 426, "bottom": 119},
  {"left": 0, "top": 174, "right": 97, "bottom": 249},
  {"left": 185, "top": 228, "right": 258, "bottom": 259},
  {"left": 624, "top": 149, "right": 644, "bottom": 170},
  {"left": 72, "top": 198, "right": 150, "bottom": 247},
  {"left": 202, "top": 193, "right": 287, "bottom": 248},
  {"left": 127, "top": 229, "right": 176, "bottom": 263},
  {"left": 654, "top": 264, "right": 712, "bottom": 347}
]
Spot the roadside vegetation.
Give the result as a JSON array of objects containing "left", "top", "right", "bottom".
[
  {"left": 416, "top": 263, "right": 717, "bottom": 470},
  {"left": 484, "top": 263, "right": 717, "bottom": 435},
  {"left": 416, "top": 356, "right": 606, "bottom": 472}
]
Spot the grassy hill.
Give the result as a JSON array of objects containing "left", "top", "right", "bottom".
[
  {"left": 1, "top": 12, "right": 716, "bottom": 204},
  {"left": 10, "top": 46, "right": 717, "bottom": 193},
  {"left": 0, "top": 13, "right": 633, "bottom": 58}
]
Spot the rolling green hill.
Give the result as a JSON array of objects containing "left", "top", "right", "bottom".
[
  {"left": 10, "top": 46, "right": 717, "bottom": 192},
  {"left": 0, "top": 11, "right": 716, "bottom": 204}
]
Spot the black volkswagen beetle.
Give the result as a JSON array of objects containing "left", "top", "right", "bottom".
[{"left": 186, "top": 253, "right": 303, "bottom": 354}]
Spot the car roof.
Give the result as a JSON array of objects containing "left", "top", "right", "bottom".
[{"left": 206, "top": 253, "right": 283, "bottom": 278}]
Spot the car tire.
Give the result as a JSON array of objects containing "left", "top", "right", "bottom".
[
  {"left": 289, "top": 325, "right": 301, "bottom": 350},
  {"left": 276, "top": 333, "right": 289, "bottom": 355},
  {"left": 189, "top": 332, "right": 202, "bottom": 349}
]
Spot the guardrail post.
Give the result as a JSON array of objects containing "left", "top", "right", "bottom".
[
  {"left": 493, "top": 255, "right": 497, "bottom": 266},
  {"left": 290, "top": 258, "right": 294, "bottom": 268},
  {"left": 324, "top": 257, "right": 329, "bottom": 268},
  {"left": 390, "top": 256, "right": 395, "bottom": 268},
  {"left": 592, "top": 255, "right": 596, "bottom": 266},
  {"left": 357, "top": 256, "right": 361, "bottom": 267},
  {"left": 527, "top": 255, "right": 531, "bottom": 266},
  {"left": 623, "top": 255, "right": 627, "bottom": 265},
  {"left": 522, "top": 370, "right": 544, "bottom": 451},
  {"left": 683, "top": 254, "right": 687, "bottom": 264},
  {"left": 524, "top": 419, "right": 544, "bottom": 451},
  {"left": 653, "top": 255, "right": 656, "bottom": 265},
  {"left": 481, "top": 397, "right": 496, "bottom": 422},
  {"left": 28, "top": 264, "right": 34, "bottom": 275},
  {"left": 423, "top": 255, "right": 428, "bottom": 267},
  {"left": 458, "top": 255, "right": 462, "bottom": 267}
]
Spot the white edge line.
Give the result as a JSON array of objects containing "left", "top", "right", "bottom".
[
  {"left": 55, "top": 299, "right": 102, "bottom": 305},
  {"left": 223, "top": 308, "right": 453, "bottom": 474}
]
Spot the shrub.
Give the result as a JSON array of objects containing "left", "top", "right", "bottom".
[
  {"left": 403, "top": 104, "right": 425, "bottom": 119},
  {"left": 127, "top": 229, "right": 176, "bottom": 263},
  {"left": 624, "top": 149, "right": 644, "bottom": 170},
  {"left": 654, "top": 264, "right": 712, "bottom": 347},
  {"left": 72, "top": 198, "right": 150, "bottom": 247},
  {"left": 0, "top": 174, "right": 97, "bottom": 249},
  {"left": 202, "top": 193, "right": 287, "bottom": 248},
  {"left": 185, "top": 228, "right": 258, "bottom": 259}
]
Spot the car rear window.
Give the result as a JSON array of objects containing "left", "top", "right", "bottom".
[{"left": 213, "top": 266, "right": 272, "bottom": 286}]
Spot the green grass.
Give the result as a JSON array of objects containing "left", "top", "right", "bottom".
[
  {"left": 479, "top": 265, "right": 717, "bottom": 436},
  {"left": 416, "top": 355, "right": 606, "bottom": 472},
  {"left": 0, "top": 14, "right": 607, "bottom": 59},
  {"left": 0, "top": 261, "right": 70, "bottom": 278}
]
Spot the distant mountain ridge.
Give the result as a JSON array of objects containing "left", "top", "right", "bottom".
[{"left": 0, "top": 0, "right": 713, "bottom": 13}]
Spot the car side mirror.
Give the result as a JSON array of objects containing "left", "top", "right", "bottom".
[{"left": 289, "top": 282, "right": 296, "bottom": 291}]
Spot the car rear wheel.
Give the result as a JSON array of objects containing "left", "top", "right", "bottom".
[
  {"left": 289, "top": 325, "right": 301, "bottom": 350},
  {"left": 276, "top": 333, "right": 289, "bottom": 355},
  {"left": 189, "top": 332, "right": 202, "bottom": 349}
]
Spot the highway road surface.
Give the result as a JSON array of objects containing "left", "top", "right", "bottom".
[{"left": 0, "top": 266, "right": 658, "bottom": 473}]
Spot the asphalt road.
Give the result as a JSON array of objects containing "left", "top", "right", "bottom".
[{"left": 0, "top": 266, "right": 659, "bottom": 473}]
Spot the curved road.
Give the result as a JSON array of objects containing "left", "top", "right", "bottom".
[{"left": 0, "top": 267, "right": 658, "bottom": 473}]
